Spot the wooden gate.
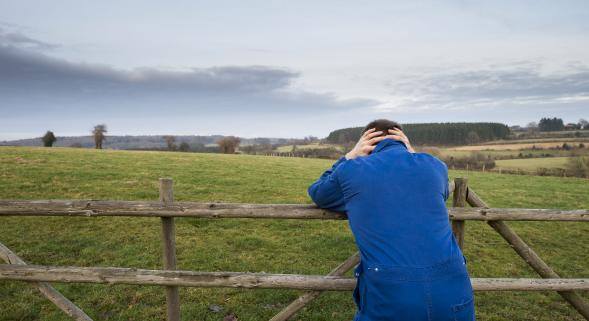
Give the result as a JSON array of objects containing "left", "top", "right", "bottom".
[{"left": 0, "top": 177, "right": 588, "bottom": 320}]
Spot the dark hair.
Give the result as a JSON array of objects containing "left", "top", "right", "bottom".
[{"left": 363, "top": 119, "right": 403, "bottom": 137}]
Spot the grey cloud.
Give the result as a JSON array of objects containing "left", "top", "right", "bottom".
[
  {"left": 0, "top": 27, "right": 59, "bottom": 50},
  {"left": 0, "top": 44, "right": 297, "bottom": 96},
  {"left": 0, "top": 30, "right": 377, "bottom": 139},
  {"left": 0, "top": 34, "right": 379, "bottom": 117},
  {"left": 387, "top": 63, "right": 589, "bottom": 110},
  {"left": 0, "top": 35, "right": 384, "bottom": 139}
]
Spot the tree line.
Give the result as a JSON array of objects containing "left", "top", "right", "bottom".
[
  {"left": 31, "top": 131, "right": 295, "bottom": 150},
  {"left": 155, "top": 135, "right": 242, "bottom": 154},
  {"left": 520, "top": 118, "right": 588, "bottom": 132},
  {"left": 325, "top": 122, "right": 511, "bottom": 146},
  {"left": 42, "top": 124, "right": 107, "bottom": 148},
  {"left": 41, "top": 125, "right": 245, "bottom": 154},
  {"left": 535, "top": 117, "right": 589, "bottom": 132}
]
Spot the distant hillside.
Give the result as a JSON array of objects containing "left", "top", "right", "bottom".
[
  {"left": 326, "top": 122, "right": 511, "bottom": 146},
  {"left": 0, "top": 135, "right": 292, "bottom": 150}
]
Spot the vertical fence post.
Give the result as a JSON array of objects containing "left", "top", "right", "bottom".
[
  {"left": 452, "top": 177, "right": 467, "bottom": 250},
  {"left": 159, "top": 178, "right": 180, "bottom": 321}
]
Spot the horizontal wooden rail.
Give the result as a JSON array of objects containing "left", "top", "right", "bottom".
[
  {"left": 270, "top": 252, "right": 360, "bottom": 321},
  {"left": 0, "top": 200, "right": 587, "bottom": 221},
  {"left": 467, "top": 187, "right": 589, "bottom": 319},
  {"left": 1, "top": 264, "right": 588, "bottom": 292},
  {"left": 0, "top": 243, "right": 93, "bottom": 321}
]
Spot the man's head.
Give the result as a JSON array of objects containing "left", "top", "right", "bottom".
[{"left": 363, "top": 119, "right": 403, "bottom": 137}]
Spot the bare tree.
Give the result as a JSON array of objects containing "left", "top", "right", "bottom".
[
  {"left": 42, "top": 131, "right": 57, "bottom": 147},
  {"left": 163, "top": 135, "right": 177, "bottom": 151},
  {"left": 217, "top": 136, "right": 241, "bottom": 154},
  {"left": 92, "top": 124, "right": 107, "bottom": 149}
]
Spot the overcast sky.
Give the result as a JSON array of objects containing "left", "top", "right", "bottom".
[{"left": 1, "top": 0, "right": 588, "bottom": 140}]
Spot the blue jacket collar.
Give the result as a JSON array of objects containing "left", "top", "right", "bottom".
[{"left": 373, "top": 138, "right": 407, "bottom": 153}]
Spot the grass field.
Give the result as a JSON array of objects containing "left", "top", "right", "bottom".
[
  {"left": 275, "top": 143, "right": 344, "bottom": 153},
  {"left": 0, "top": 146, "right": 588, "bottom": 321},
  {"left": 450, "top": 141, "right": 587, "bottom": 151},
  {"left": 481, "top": 137, "right": 589, "bottom": 145},
  {"left": 439, "top": 148, "right": 589, "bottom": 159},
  {"left": 495, "top": 157, "right": 570, "bottom": 173}
]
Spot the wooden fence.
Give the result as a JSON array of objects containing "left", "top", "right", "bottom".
[{"left": 1, "top": 177, "right": 588, "bottom": 321}]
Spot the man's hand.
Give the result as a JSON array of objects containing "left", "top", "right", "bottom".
[
  {"left": 345, "top": 128, "right": 395, "bottom": 160},
  {"left": 388, "top": 128, "right": 415, "bottom": 153}
]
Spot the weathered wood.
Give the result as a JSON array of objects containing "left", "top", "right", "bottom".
[
  {"left": 454, "top": 207, "right": 589, "bottom": 221},
  {"left": 0, "top": 264, "right": 354, "bottom": 290},
  {"left": 472, "top": 278, "right": 589, "bottom": 291},
  {"left": 0, "top": 242, "right": 93, "bottom": 321},
  {"left": 467, "top": 188, "right": 589, "bottom": 320},
  {"left": 452, "top": 178, "right": 468, "bottom": 208},
  {"left": 0, "top": 200, "right": 587, "bottom": 221},
  {"left": 159, "top": 178, "right": 180, "bottom": 321},
  {"left": 270, "top": 252, "right": 360, "bottom": 321},
  {"left": 448, "top": 180, "right": 455, "bottom": 195},
  {"left": 0, "top": 200, "right": 347, "bottom": 219},
  {"left": 1, "top": 264, "right": 588, "bottom": 292},
  {"left": 451, "top": 178, "right": 467, "bottom": 249}
]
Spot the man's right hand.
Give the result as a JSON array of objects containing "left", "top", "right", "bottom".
[{"left": 345, "top": 128, "right": 394, "bottom": 160}]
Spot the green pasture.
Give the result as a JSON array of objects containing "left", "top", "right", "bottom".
[
  {"left": 274, "top": 143, "right": 344, "bottom": 153},
  {"left": 439, "top": 148, "right": 588, "bottom": 159},
  {"left": 0, "top": 147, "right": 588, "bottom": 321},
  {"left": 482, "top": 137, "right": 589, "bottom": 145},
  {"left": 495, "top": 157, "right": 570, "bottom": 173}
]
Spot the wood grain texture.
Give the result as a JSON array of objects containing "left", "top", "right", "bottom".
[
  {"left": 1, "top": 264, "right": 588, "bottom": 292},
  {"left": 270, "top": 252, "right": 360, "bottom": 321},
  {"left": 0, "top": 242, "right": 93, "bottom": 321},
  {"left": 451, "top": 177, "right": 467, "bottom": 249},
  {"left": 467, "top": 187, "right": 589, "bottom": 320},
  {"left": 159, "top": 178, "right": 180, "bottom": 321},
  {"left": 0, "top": 200, "right": 587, "bottom": 221}
]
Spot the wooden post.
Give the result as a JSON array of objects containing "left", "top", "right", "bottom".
[
  {"left": 0, "top": 242, "right": 93, "bottom": 321},
  {"left": 159, "top": 178, "right": 180, "bottom": 321},
  {"left": 452, "top": 178, "right": 467, "bottom": 250},
  {"left": 270, "top": 252, "right": 360, "bottom": 321},
  {"left": 467, "top": 188, "right": 589, "bottom": 320}
]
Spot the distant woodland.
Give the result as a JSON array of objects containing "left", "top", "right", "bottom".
[
  {"left": 4, "top": 119, "right": 587, "bottom": 152},
  {"left": 325, "top": 122, "right": 511, "bottom": 146}
]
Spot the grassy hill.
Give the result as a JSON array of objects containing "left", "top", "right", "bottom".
[
  {"left": 0, "top": 146, "right": 588, "bottom": 321},
  {"left": 450, "top": 140, "right": 588, "bottom": 151},
  {"left": 495, "top": 157, "right": 570, "bottom": 173},
  {"left": 275, "top": 143, "right": 344, "bottom": 153}
]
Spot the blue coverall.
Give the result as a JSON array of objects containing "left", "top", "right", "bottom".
[{"left": 308, "top": 138, "right": 475, "bottom": 321}]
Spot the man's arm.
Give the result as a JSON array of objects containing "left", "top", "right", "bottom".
[
  {"left": 442, "top": 163, "right": 450, "bottom": 202},
  {"left": 308, "top": 127, "right": 395, "bottom": 212},
  {"left": 444, "top": 178, "right": 450, "bottom": 202},
  {"left": 307, "top": 156, "right": 347, "bottom": 212}
]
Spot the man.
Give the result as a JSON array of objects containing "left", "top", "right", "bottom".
[{"left": 308, "top": 119, "right": 475, "bottom": 321}]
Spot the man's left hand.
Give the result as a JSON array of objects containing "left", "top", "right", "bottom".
[{"left": 388, "top": 129, "right": 415, "bottom": 153}]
